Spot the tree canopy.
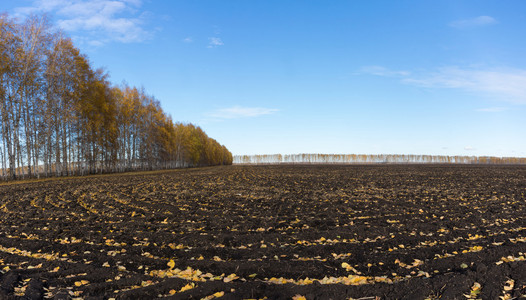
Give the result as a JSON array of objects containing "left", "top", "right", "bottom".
[
  {"left": 0, "top": 14, "right": 232, "bottom": 180},
  {"left": 234, "top": 154, "right": 526, "bottom": 165}
]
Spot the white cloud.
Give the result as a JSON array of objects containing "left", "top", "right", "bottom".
[
  {"left": 363, "top": 65, "right": 526, "bottom": 104},
  {"left": 13, "top": 0, "right": 151, "bottom": 45},
  {"left": 476, "top": 107, "right": 507, "bottom": 112},
  {"left": 207, "top": 37, "right": 223, "bottom": 48},
  {"left": 361, "top": 66, "right": 410, "bottom": 77},
  {"left": 208, "top": 106, "right": 278, "bottom": 119},
  {"left": 88, "top": 39, "right": 105, "bottom": 47},
  {"left": 183, "top": 37, "right": 193, "bottom": 43},
  {"left": 403, "top": 67, "right": 526, "bottom": 104},
  {"left": 449, "top": 16, "right": 497, "bottom": 28},
  {"left": 464, "top": 146, "right": 476, "bottom": 151}
]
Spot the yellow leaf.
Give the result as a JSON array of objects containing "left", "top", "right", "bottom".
[
  {"left": 180, "top": 283, "right": 195, "bottom": 292},
  {"left": 223, "top": 273, "right": 239, "bottom": 283},
  {"left": 213, "top": 291, "right": 225, "bottom": 297},
  {"left": 167, "top": 259, "right": 175, "bottom": 269},
  {"left": 504, "top": 279, "right": 515, "bottom": 291}
]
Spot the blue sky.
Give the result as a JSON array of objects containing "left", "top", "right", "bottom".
[{"left": 3, "top": 0, "right": 526, "bottom": 157}]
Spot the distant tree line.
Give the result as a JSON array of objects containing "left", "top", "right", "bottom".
[
  {"left": 234, "top": 154, "right": 526, "bottom": 165},
  {"left": 0, "top": 14, "right": 232, "bottom": 180}
]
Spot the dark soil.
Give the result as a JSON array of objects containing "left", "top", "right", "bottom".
[{"left": 0, "top": 165, "right": 525, "bottom": 299}]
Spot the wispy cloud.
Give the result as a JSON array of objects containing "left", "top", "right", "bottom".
[
  {"left": 449, "top": 16, "right": 497, "bottom": 28},
  {"left": 464, "top": 146, "right": 476, "bottom": 151},
  {"left": 360, "top": 66, "right": 410, "bottom": 77},
  {"left": 208, "top": 106, "right": 278, "bottom": 119},
  {"left": 476, "top": 107, "right": 507, "bottom": 112},
  {"left": 207, "top": 37, "right": 224, "bottom": 48},
  {"left": 403, "top": 67, "right": 526, "bottom": 104},
  {"left": 13, "top": 0, "right": 152, "bottom": 45},
  {"left": 363, "top": 65, "right": 526, "bottom": 104},
  {"left": 182, "top": 37, "right": 193, "bottom": 43}
]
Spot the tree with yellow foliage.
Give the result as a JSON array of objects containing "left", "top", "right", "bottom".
[{"left": 0, "top": 13, "right": 232, "bottom": 180}]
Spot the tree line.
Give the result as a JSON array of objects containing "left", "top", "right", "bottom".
[
  {"left": 0, "top": 14, "right": 232, "bottom": 180},
  {"left": 234, "top": 154, "right": 526, "bottom": 165}
]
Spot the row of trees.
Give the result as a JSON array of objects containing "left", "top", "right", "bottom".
[
  {"left": 0, "top": 14, "right": 232, "bottom": 180},
  {"left": 234, "top": 154, "right": 526, "bottom": 165}
]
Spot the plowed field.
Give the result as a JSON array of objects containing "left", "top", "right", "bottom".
[{"left": 1, "top": 165, "right": 526, "bottom": 299}]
